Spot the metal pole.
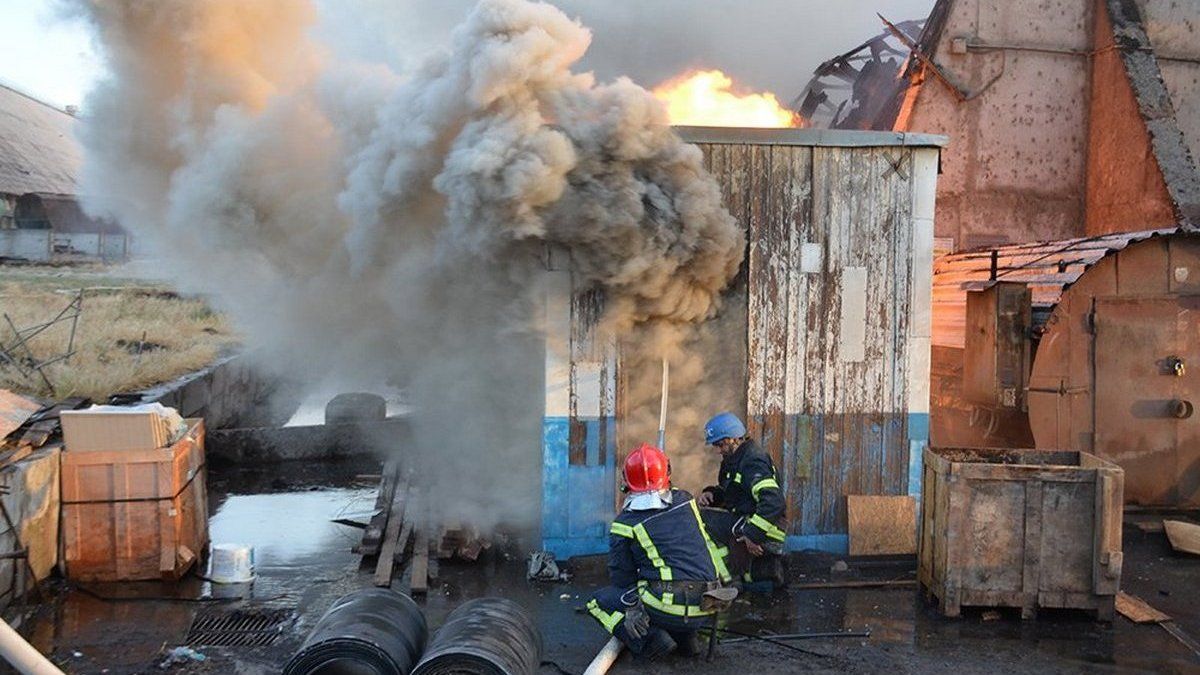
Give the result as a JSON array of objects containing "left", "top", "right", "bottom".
[{"left": 656, "top": 359, "right": 669, "bottom": 450}]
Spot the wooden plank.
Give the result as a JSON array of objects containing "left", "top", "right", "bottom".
[
  {"left": 360, "top": 459, "right": 399, "bottom": 557},
  {"left": 394, "top": 518, "right": 415, "bottom": 562},
  {"left": 1164, "top": 519, "right": 1200, "bottom": 555},
  {"left": 410, "top": 492, "right": 430, "bottom": 595},
  {"left": 1115, "top": 592, "right": 1171, "bottom": 624},
  {"left": 373, "top": 483, "right": 409, "bottom": 587},
  {"left": 847, "top": 495, "right": 916, "bottom": 556}
]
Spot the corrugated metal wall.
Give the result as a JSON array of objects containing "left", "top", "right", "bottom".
[{"left": 693, "top": 133, "right": 938, "bottom": 550}]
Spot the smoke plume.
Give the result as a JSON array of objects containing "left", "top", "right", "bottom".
[{"left": 75, "top": 0, "right": 744, "bottom": 532}]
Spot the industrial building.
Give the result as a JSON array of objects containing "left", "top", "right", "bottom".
[{"left": 0, "top": 83, "right": 125, "bottom": 260}]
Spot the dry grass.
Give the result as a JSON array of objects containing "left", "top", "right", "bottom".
[{"left": 0, "top": 264, "right": 239, "bottom": 401}]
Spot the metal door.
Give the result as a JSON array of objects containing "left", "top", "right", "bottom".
[{"left": 1094, "top": 296, "right": 1200, "bottom": 506}]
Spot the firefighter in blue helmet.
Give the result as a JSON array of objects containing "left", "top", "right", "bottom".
[
  {"left": 697, "top": 412, "right": 787, "bottom": 590},
  {"left": 587, "top": 443, "right": 732, "bottom": 660}
]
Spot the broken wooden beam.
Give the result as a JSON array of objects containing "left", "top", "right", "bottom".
[
  {"left": 1116, "top": 592, "right": 1200, "bottom": 658},
  {"left": 1116, "top": 592, "right": 1170, "bottom": 624},
  {"left": 374, "top": 483, "right": 410, "bottom": 587},
  {"left": 360, "top": 459, "right": 400, "bottom": 557}
]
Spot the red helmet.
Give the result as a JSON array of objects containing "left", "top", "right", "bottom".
[{"left": 624, "top": 443, "right": 670, "bottom": 492}]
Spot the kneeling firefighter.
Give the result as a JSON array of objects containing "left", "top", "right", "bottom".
[
  {"left": 587, "top": 443, "right": 732, "bottom": 659},
  {"left": 697, "top": 412, "right": 787, "bottom": 590}
]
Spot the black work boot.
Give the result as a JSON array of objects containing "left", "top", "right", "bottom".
[
  {"left": 670, "top": 630, "right": 704, "bottom": 657},
  {"left": 638, "top": 629, "right": 678, "bottom": 660}
]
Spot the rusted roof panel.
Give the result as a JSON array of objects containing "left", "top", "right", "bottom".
[
  {"left": 0, "top": 389, "right": 40, "bottom": 439},
  {"left": 933, "top": 227, "right": 1180, "bottom": 347}
]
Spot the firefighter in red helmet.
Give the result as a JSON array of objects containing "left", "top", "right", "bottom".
[{"left": 586, "top": 444, "right": 732, "bottom": 660}]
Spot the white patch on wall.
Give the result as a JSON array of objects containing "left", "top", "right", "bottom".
[
  {"left": 839, "top": 266, "right": 867, "bottom": 363},
  {"left": 573, "top": 361, "right": 602, "bottom": 417},
  {"left": 800, "top": 242, "right": 823, "bottom": 274}
]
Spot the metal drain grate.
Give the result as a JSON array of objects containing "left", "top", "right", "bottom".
[{"left": 186, "top": 607, "right": 294, "bottom": 647}]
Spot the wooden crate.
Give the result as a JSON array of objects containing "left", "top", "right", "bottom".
[
  {"left": 62, "top": 420, "right": 209, "bottom": 581},
  {"left": 919, "top": 447, "right": 1123, "bottom": 620}
]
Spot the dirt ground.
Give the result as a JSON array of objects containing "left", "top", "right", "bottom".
[
  {"left": 0, "top": 262, "right": 236, "bottom": 401},
  {"left": 10, "top": 459, "right": 1200, "bottom": 675}
]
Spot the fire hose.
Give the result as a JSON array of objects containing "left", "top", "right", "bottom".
[
  {"left": 287, "top": 592, "right": 541, "bottom": 675},
  {"left": 283, "top": 588, "right": 428, "bottom": 675},
  {"left": 412, "top": 598, "right": 542, "bottom": 675},
  {"left": 0, "top": 618, "right": 64, "bottom": 675}
]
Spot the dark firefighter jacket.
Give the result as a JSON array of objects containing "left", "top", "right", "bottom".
[
  {"left": 605, "top": 489, "right": 731, "bottom": 616},
  {"left": 704, "top": 438, "right": 787, "bottom": 546}
]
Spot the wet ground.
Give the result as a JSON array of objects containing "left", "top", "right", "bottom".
[{"left": 8, "top": 462, "right": 1200, "bottom": 674}]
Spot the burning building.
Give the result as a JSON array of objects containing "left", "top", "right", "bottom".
[
  {"left": 541, "top": 127, "right": 944, "bottom": 557},
  {"left": 802, "top": 0, "right": 1200, "bottom": 251}
]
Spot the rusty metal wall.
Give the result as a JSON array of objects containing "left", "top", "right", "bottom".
[
  {"left": 1029, "top": 232, "right": 1200, "bottom": 506},
  {"left": 690, "top": 132, "right": 940, "bottom": 549}
]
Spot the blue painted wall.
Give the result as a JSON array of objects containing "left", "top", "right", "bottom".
[{"left": 541, "top": 416, "right": 617, "bottom": 559}]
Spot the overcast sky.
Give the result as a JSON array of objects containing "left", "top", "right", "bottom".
[{"left": 0, "top": 0, "right": 935, "bottom": 110}]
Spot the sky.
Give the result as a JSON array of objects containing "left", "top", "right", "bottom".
[
  {"left": 0, "top": 0, "right": 102, "bottom": 108},
  {"left": 0, "top": 0, "right": 935, "bottom": 110}
]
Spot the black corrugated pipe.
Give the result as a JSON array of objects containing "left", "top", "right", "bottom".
[
  {"left": 283, "top": 588, "right": 428, "bottom": 675},
  {"left": 412, "top": 598, "right": 542, "bottom": 675}
]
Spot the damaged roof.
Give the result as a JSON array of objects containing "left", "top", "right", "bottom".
[
  {"left": 932, "top": 226, "right": 1188, "bottom": 347},
  {"left": 0, "top": 84, "right": 83, "bottom": 197}
]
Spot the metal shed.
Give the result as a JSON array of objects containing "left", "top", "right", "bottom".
[
  {"left": 541, "top": 127, "right": 945, "bottom": 557},
  {"left": 931, "top": 228, "right": 1200, "bottom": 507}
]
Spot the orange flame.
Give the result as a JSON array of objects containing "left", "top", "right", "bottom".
[{"left": 652, "top": 70, "right": 800, "bottom": 128}]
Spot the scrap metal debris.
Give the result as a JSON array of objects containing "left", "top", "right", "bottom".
[
  {"left": 0, "top": 290, "right": 84, "bottom": 396},
  {"left": 527, "top": 551, "right": 570, "bottom": 582}
]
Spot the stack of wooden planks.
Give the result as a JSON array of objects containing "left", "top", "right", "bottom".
[
  {"left": 359, "top": 460, "right": 491, "bottom": 593},
  {"left": 434, "top": 521, "right": 490, "bottom": 562}
]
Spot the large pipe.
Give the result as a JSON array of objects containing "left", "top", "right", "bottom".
[
  {"left": 582, "top": 637, "right": 623, "bottom": 675},
  {"left": 283, "top": 588, "right": 427, "bottom": 675},
  {"left": 412, "top": 598, "right": 542, "bottom": 675},
  {"left": 0, "top": 619, "right": 63, "bottom": 675}
]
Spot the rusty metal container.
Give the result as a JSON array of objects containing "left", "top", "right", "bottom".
[{"left": 919, "top": 446, "right": 1123, "bottom": 620}]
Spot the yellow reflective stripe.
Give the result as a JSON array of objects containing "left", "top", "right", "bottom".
[
  {"left": 751, "top": 477, "right": 780, "bottom": 499},
  {"left": 733, "top": 472, "right": 743, "bottom": 484},
  {"left": 748, "top": 514, "right": 787, "bottom": 542},
  {"left": 633, "top": 524, "right": 673, "bottom": 581},
  {"left": 610, "top": 522, "right": 635, "bottom": 538},
  {"left": 638, "top": 588, "right": 713, "bottom": 617},
  {"left": 586, "top": 599, "right": 625, "bottom": 633},
  {"left": 689, "top": 501, "right": 732, "bottom": 583}
]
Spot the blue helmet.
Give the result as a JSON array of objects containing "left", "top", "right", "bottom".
[{"left": 704, "top": 412, "right": 746, "bottom": 445}]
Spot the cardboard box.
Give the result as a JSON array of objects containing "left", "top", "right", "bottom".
[
  {"left": 60, "top": 407, "right": 176, "bottom": 453},
  {"left": 61, "top": 419, "right": 209, "bottom": 581}
]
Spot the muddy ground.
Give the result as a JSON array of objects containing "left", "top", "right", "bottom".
[{"left": 9, "top": 460, "right": 1200, "bottom": 674}]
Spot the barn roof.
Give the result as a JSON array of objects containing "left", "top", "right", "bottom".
[{"left": 0, "top": 83, "right": 82, "bottom": 197}]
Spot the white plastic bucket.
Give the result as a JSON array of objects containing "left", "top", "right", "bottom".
[{"left": 207, "top": 543, "right": 255, "bottom": 583}]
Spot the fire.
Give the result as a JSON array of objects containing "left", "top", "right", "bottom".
[{"left": 652, "top": 70, "right": 800, "bottom": 128}]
